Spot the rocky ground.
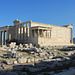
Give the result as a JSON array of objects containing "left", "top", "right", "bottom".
[{"left": 0, "top": 42, "right": 75, "bottom": 75}]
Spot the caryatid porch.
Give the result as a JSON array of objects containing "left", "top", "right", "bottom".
[
  {"left": 31, "top": 26, "right": 52, "bottom": 38},
  {"left": 30, "top": 26, "right": 52, "bottom": 45}
]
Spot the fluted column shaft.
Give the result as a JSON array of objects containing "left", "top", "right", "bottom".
[
  {"left": 46, "top": 30, "right": 47, "bottom": 37},
  {"left": 20, "top": 25, "right": 22, "bottom": 41},
  {"left": 16, "top": 26, "right": 18, "bottom": 39},
  {"left": 50, "top": 30, "right": 51, "bottom": 38},
  {"left": 26, "top": 23, "right": 28, "bottom": 40},
  {"left": 6, "top": 30, "right": 8, "bottom": 40},
  {"left": 3, "top": 31, "right": 5, "bottom": 45},
  {"left": 0, "top": 31, "right": 2, "bottom": 45},
  {"left": 34, "top": 29, "right": 35, "bottom": 37},
  {"left": 38, "top": 29, "right": 39, "bottom": 37},
  {"left": 23, "top": 24, "right": 25, "bottom": 41},
  {"left": 42, "top": 30, "right": 44, "bottom": 37},
  {"left": 71, "top": 28, "right": 73, "bottom": 43},
  {"left": 29, "top": 22, "right": 31, "bottom": 38}
]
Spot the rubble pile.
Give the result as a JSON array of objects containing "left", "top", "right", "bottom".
[{"left": 0, "top": 43, "right": 75, "bottom": 75}]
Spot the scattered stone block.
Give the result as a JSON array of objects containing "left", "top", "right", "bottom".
[
  {"left": 2, "top": 45, "right": 7, "bottom": 49},
  {"left": 1, "top": 63, "right": 12, "bottom": 69},
  {"left": 19, "top": 44, "right": 23, "bottom": 48},
  {"left": 48, "top": 56, "right": 53, "bottom": 59},
  {"left": 24, "top": 44, "right": 29, "bottom": 48},
  {"left": 17, "top": 57, "right": 27, "bottom": 63},
  {"left": 12, "top": 53, "right": 22, "bottom": 58},
  {"left": 29, "top": 43, "right": 33, "bottom": 47},
  {"left": 30, "top": 57, "right": 34, "bottom": 62},
  {"left": 3, "top": 59, "right": 14, "bottom": 65},
  {"left": 0, "top": 54, "right": 3, "bottom": 57},
  {"left": 27, "top": 58, "right": 31, "bottom": 63},
  {"left": 9, "top": 42, "right": 16, "bottom": 48},
  {"left": 13, "top": 60, "right": 18, "bottom": 64}
]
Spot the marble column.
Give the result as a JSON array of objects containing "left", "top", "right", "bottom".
[
  {"left": 1, "top": 32, "right": 2, "bottom": 45},
  {"left": 23, "top": 24, "right": 25, "bottom": 41},
  {"left": 29, "top": 22, "right": 31, "bottom": 38},
  {"left": 38, "top": 29, "right": 39, "bottom": 37},
  {"left": 31, "top": 29, "right": 32, "bottom": 37},
  {"left": 9, "top": 34, "right": 11, "bottom": 40},
  {"left": 15, "top": 26, "right": 16, "bottom": 39},
  {"left": 0, "top": 31, "right": 2, "bottom": 45},
  {"left": 46, "top": 30, "right": 47, "bottom": 37},
  {"left": 20, "top": 25, "right": 22, "bottom": 41},
  {"left": 3, "top": 31, "right": 5, "bottom": 45},
  {"left": 25, "top": 26, "right": 26, "bottom": 40},
  {"left": 18, "top": 25, "right": 20, "bottom": 40},
  {"left": 17, "top": 25, "right": 19, "bottom": 40},
  {"left": 26, "top": 23, "right": 28, "bottom": 40},
  {"left": 71, "top": 28, "right": 73, "bottom": 43},
  {"left": 16, "top": 26, "right": 18, "bottom": 39},
  {"left": 6, "top": 30, "right": 8, "bottom": 40},
  {"left": 42, "top": 30, "right": 44, "bottom": 37},
  {"left": 21, "top": 25, "right": 24, "bottom": 41},
  {"left": 34, "top": 29, "right": 35, "bottom": 37},
  {"left": 50, "top": 30, "right": 51, "bottom": 38}
]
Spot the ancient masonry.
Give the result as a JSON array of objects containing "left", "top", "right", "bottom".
[{"left": 0, "top": 19, "right": 74, "bottom": 46}]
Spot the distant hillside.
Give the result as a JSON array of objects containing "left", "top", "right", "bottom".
[{"left": 73, "top": 37, "right": 75, "bottom": 44}]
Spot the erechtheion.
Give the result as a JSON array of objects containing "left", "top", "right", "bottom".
[{"left": 0, "top": 19, "right": 73, "bottom": 46}]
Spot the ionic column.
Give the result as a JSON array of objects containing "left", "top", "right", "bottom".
[
  {"left": 31, "top": 29, "right": 32, "bottom": 37},
  {"left": 42, "top": 30, "right": 44, "bottom": 37},
  {"left": 3, "top": 31, "right": 5, "bottom": 45},
  {"left": 29, "top": 22, "right": 31, "bottom": 38},
  {"left": 0, "top": 31, "right": 2, "bottom": 45},
  {"left": 43, "top": 30, "right": 44, "bottom": 37},
  {"left": 71, "top": 28, "right": 73, "bottom": 43},
  {"left": 16, "top": 26, "right": 18, "bottom": 39},
  {"left": 25, "top": 26, "right": 26, "bottom": 40},
  {"left": 15, "top": 26, "right": 16, "bottom": 39},
  {"left": 18, "top": 25, "right": 20, "bottom": 40},
  {"left": 50, "top": 30, "right": 51, "bottom": 38},
  {"left": 6, "top": 30, "right": 9, "bottom": 40},
  {"left": 46, "top": 30, "right": 47, "bottom": 37},
  {"left": 23, "top": 24, "right": 25, "bottom": 41},
  {"left": 38, "top": 29, "right": 39, "bottom": 37},
  {"left": 26, "top": 23, "right": 28, "bottom": 40},
  {"left": 20, "top": 25, "right": 22, "bottom": 41},
  {"left": 1, "top": 32, "right": 2, "bottom": 45},
  {"left": 34, "top": 29, "right": 35, "bottom": 37},
  {"left": 17, "top": 25, "right": 19, "bottom": 40}
]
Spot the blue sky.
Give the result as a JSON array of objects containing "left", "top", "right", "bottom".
[{"left": 0, "top": 0, "right": 75, "bottom": 37}]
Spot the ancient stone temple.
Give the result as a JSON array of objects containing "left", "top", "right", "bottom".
[{"left": 0, "top": 19, "right": 74, "bottom": 46}]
